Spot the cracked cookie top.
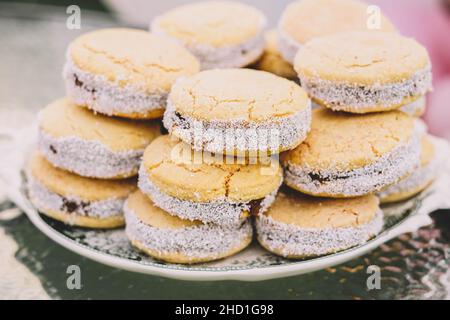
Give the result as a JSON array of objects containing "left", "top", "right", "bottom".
[
  {"left": 294, "top": 31, "right": 430, "bottom": 85},
  {"left": 263, "top": 189, "right": 379, "bottom": 228},
  {"left": 39, "top": 98, "right": 161, "bottom": 152},
  {"left": 68, "top": 28, "right": 200, "bottom": 93},
  {"left": 280, "top": 0, "right": 395, "bottom": 45},
  {"left": 169, "top": 69, "right": 309, "bottom": 122},
  {"left": 151, "top": 1, "right": 265, "bottom": 48},
  {"left": 282, "top": 108, "right": 415, "bottom": 171},
  {"left": 28, "top": 153, "right": 136, "bottom": 201},
  {"left": 141, "top": 135, "right": 283, "bottom": 202}
]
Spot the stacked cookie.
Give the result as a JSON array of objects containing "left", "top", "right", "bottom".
[
  {"left": 27, "top": 28, "right": 200, "bottom": 228},
  {"left": 27, "top": 1, "right": 441, "bottom": 264},
  {"left": 254, "top": 0, "right": 437, "bottom": 259},
  {"left": 125, "top": 67, "right": 312, "bottom": 263}
]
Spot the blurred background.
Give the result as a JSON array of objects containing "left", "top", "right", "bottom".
[{"left": 0, "top": 0, "right": 449, "bottom": 300}]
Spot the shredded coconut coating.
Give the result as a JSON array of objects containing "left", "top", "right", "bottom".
[
  {"left": 138, "top": 165, "right": 279, "bottom": 226},
  {"left": 27, "top": 175, "right": 124, "bottom": 219},
  {"left": 39, "top": 130, "right": 142, "bottom": 179},
  {"left": 256, "top": 210, "right": 383, "bottom": 258},
  {"left": 124, "top": 202, "right": 253, "bottom": 261},
  {"left": 63, "top": 56, "right": 167, "bottom": 117},
  {"left": 163, "top": 99, "right": 311, "bottom": 154},
  {"left": 284, "top": 126, "right": 422, "bottom": 197},
  {"left": 277, "top": 28, "right": 301, "bottom": 65},
  {"left": 299, "top": 66, "right": 432, "bottom": 112},
  {"left": 153, "top": 26, "right": 265, "bottom": 70},
  {"left": 378, "top": 140, "right": 440, "bottom": 200}
]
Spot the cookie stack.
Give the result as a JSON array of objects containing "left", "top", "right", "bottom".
[
  {"left": 124, "top": 67, "right": 312, "bottom": 263},
  {"left": 254, "top": 0, "right": 436, "bottom": 259},
  {"left": 27, "top": 28, "right": 200, "bottom": 228},
  {"left": 27, "top": 0, "right": 440, "bottom": 264}
]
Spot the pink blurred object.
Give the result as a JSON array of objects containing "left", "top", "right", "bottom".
[{"left": 373, "top": 0, "right": 450, "bottom": 139}]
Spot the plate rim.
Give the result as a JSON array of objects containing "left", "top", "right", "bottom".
[{"left": 11, "top": 187, "right": 432, "bottom": 282}]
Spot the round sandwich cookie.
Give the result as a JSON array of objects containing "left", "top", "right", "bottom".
[
  {"left": 281, "top": 108, "right": 422, "bottom": 198},
  {"left": 63, "top": 28, "right": 200, "bottom": 119},
  {"left": 27, "top": 153, "right": 136, "bottom": 228},
  {"left": 151, "top": 1, "right": 266, "bottom": 70},
  {"left": 399, "top": 96, "right": 426, "bottom": 117},
  {"left": 278, "top": 0, "right": 396, "bottom": 64},
  {"left": 138, "top": 135, "right": 283, "bottom": 226},
  {"left": 378, "top": 135, "right": 440, "bottom": 203},
  {"left": 124, "top": 190, "right": 253, "bottom": 264},
  {"left": 294, "top": 31, "right": 432, "bottom": 113},
  {"left": 164, "top": 68, "right": 311, "bottom": 156},
  {"left": 38, "top": 98, "right": 161, "bottom": 179},
  {"left": 254, "top": 29, "right": 297, "bottom": 81},
  {"left": 256, "top": 190, "right": 383, "bottom": 258}
]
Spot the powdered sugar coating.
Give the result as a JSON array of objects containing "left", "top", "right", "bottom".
[
  {"left": 124, "top": 201, "right": 253, "bottom": 261},
  {"left": 27, "top": 175, "right": 124, "bottom": 219},
  {"left": 284, "top": 125, "right": 422, "bottom": 197},
  {"left": 299, "top": 66, "right": 432, "bottom": 112},
  {"left": 39, "top": 130, "right": 142, "bottom": 179},
  {"left": 277, "top": 28, "right": 301, "bottom": 65},
  {"left": 151, "top": 16, "right": 266, "bottom": 70},
  {"left": 138, "top": 165, "right": 280, "bottom": 226},
  {"left": 378, "top": 139, "right": 440, "bottom": 201},
  {"left": 163, "top": 98, "right": 312, "bottom": 154},
  {"left": 256, "top": 210, "right": 383, "bottom": 258},
  {"left": 63, "top": 56, "right": 166, "bottom": 117}
]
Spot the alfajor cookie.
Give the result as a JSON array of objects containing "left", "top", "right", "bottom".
[
  {"left": 38, "top": 98, "right": 161, "bottom": 179},
  {"left": 256, "top": 189, "right": 383, "bottom": 258},
  {"left": 163, "top": 68, "right": 311, "bottom": 156},
  {"left": 378, "top": 135, "right": 440, "bottom": 203},
  {"left": 63, "top": 28, "right": 200, "bottom": 119},
  {"left": 151, "top": 1, "right": 266, "bottom": 70},
  {"left": 254, "top": 30, "right": 297, "bottom": 80},
  {"left": 27, "top": 153, "right": 136, "bottom": 228},
  {"left": 124, "top": 190, "right": 253, "bottom": 264},
  {"left": 278, "top": 0, "right": 396, "bottom": 64},
  {"left": 281, "top": 108, "right": 422, "bottom": 198},
  {"left": 295, "top": 31, "right": 432, "bottom": 113},
  {"left": 138, "top": 135, "right": 283, "bottom": 226}
]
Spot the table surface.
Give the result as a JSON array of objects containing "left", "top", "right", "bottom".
[{"left": 1, "top": 3, "right": 449, "bottom": 300}]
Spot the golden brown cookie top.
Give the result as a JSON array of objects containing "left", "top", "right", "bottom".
[
  {"left": 39, "top": 98, "right": 161, "bottom": 152},
  {"left": 264, "top": 189, "right": 380, "bottom": 228},
  {"left": 29, "top": 153, "right": 136, "bottom": 201},
  {"left": 68, "top": 28, "right": 200, "bottom": 93},
  {"left": 282, "top": 108, "right": 416, "bottom": 171},
  {"left": 256, "top": 30, "right": 297, "bottom": 79},
  {"left": 152, "top": 1, "right": 265, "bottom": 47},
  {"left": 141, "top": 135, "right": 282, "bottom": 202},
  {"left": 295, "top": 31, "right": 430, "bottom": 85},
  {"left": 280, "top": 0, "right": 396, "bottom": 44},
  {"left": 126, "top": 190, "right": 201, "bottom": 229},
  {"left": 169, "top": 68, "right": 309, "bottom": 121}
]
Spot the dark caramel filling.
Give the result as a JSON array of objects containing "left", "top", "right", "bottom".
[
  {"left": 173, "top": 111, "right": 191, "bottom": 130},
  {"left": 61, "top": 197, "right": 90, "bottom": 214}
]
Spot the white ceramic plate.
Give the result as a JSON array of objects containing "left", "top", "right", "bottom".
[{"left": 1, "top": 127, "right": 450, "bottom": 281}]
